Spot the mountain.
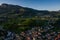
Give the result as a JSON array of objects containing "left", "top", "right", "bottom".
[
  {"left": 0, "top": 3, "right": 60, "bottom": 17},
  {"left": 0, "top": 3, "right": 60, "bottom": 25},
  {"left": 0, "top": 3, "right": 50, "bottom": 17}
]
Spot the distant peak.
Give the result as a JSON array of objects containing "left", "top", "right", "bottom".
[
  {"left": 0, "top": 3, "right": 19, "bottom": 8},
  {"left": 1, "top": 3, "right": 8, "bottom": 6}
]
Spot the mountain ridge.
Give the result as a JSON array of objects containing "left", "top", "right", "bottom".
[{"left": 0, "top": 3, "right": 60, "bottom": 18}]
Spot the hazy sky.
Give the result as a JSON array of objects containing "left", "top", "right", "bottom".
[{"left": 0, "top": 0, "right": 60, "bottom": 11}]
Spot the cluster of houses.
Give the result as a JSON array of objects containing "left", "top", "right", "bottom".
[
  {"left": 0, "top": 25, "right": 60, "bottom": 40},
  {"left": 19, "top": 25, "right": 60, "bottom": 40}
]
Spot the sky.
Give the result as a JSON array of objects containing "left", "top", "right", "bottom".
[{"left": 0, "top": 0, "right": 60, "bottom": 11}]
